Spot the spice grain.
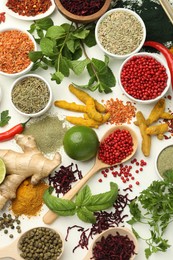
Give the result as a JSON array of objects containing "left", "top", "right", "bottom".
[
  {"left": 98, "top": 10, "right": 144, "bottom": 55},
  {"left": 11, "top": 76, "right": 50, "bottom": 114},
  {"left": 6, "top": 0, "right": 52, "bottom": 16},
  {"left": 105, "top": 98, "right": 136, "bottom": 124},
  {"left": 0, "top": 30, "right": 34, "bottom": 74}
]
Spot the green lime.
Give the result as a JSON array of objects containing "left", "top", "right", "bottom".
[
  {"left": 0, "top": 158, "right": 6, "bottom": 184},
  {"left": 63, "top": 126, "right": 99, "bottom": 161}
]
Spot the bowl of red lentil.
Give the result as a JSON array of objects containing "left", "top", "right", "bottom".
[
  {"left": 10, "top": 74, "right": 53, "bottom": 117},
  {"left": 118, "top": 52, "right": 171, "bottom": 104},
  {"left": 54, "top": 0, "right": 112, "bottom": 24},
  {"left": 84, "top": 226, "right": 138, "bottom": 260},
  {"left": 95, "top": 8, "right": 146, "bottom": 59},
  {"left": 0, "top": 27, "right": 37, "bottom": 78}
]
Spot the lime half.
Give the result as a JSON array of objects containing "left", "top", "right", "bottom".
[{"left": 0, "top": 158, "right": 6, "bottom": 184}]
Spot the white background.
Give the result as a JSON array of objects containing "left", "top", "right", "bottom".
[{"left": 0, "top": 1, "right": 173, "bottom": 260}]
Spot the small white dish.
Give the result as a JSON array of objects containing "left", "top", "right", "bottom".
[
  {"left": 10, "top": 74, "right": 53, "bottom": 118},
  {"left": 0, "top": 27, "right": 37, "bottom": 78},
  {"left": 3, "top": 0, "right": 56, "bottom": 21},
  {"left": 118, "top": 52, "right": 171, "bottom": 104},
  {"left": 95, "top": 8, "right": 146, "bottom": 59},
  {"left": 155, "top": 144, "right": 173, "bottom": 180}
]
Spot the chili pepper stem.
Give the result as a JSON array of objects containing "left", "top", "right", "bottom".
[{"left": 21, "top": 117, "right": 31, "bottom": 127}]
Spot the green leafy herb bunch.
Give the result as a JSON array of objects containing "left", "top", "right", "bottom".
[{"left": 28, "top": 17, "right": 116, "bottom": 93}]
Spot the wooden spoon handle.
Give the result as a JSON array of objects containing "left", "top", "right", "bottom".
[
  {"left": 43, "top": 162, "right": 101, "bottom": 225},
  {"left": 0, "top": 239, "right": 22, "bottom": 259}
]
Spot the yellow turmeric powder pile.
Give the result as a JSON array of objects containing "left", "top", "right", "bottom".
[{"left": 11, "top": 178, "right": 48, "bottom": 217}]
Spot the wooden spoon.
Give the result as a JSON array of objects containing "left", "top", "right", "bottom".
[
  {"left": 43, "top": 125, "right": 138, "bottom": 225},
  {"left": 0, "top": 227, "right": 64, "bottom": 260},
  {"left": 83, "top": 227, "right": 138, "bottom": 260}
]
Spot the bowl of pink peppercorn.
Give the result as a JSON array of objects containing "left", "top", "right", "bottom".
[{"left": 118, "top": 52, "right": 171, "bottom": 104}]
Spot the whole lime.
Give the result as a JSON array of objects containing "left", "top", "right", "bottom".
[{"left": 63, "top": 126, "right": 99, "bottom": 161}]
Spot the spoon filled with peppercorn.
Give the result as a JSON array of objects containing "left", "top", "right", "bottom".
[
  {"left": 83, "top": 226, "right": 138, "bottom": 260},
  {"left": 0, "top": 226, "right": 64, "bottom": 260},
  {"left": 43, "top": 125, "right": 138, "bottom": 225}
]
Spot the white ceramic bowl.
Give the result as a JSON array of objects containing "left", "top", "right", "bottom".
[
  {"left": 0, "top": 27, "right": 37, "bottom": 78},
  {"left": 10, "top": 74, "right": 53, "bottom": 117},
  {"left": 155, "top": 144, "right": 173, "bottom": 180},
  {"left": 95, "top": 8, "right": 146, "bottom": 59},
  {"left": 118, "top": 52, "right": 171, "bottom": 104}
]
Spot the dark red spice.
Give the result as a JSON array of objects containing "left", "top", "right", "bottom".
[
  {"left": 49, "top": 163, "right": 83, "bottom": 195},
  {"left": 6, "top": 0, "right": 52, "bottom": 16},
  {"left": 92, "top": 232, "right": 136, "bottom": 260},
  {"left": 0, "top": 12, "right": 6, "bottom": 23},
  {"left": 60, "top": 0, "right": 105, "bottom": 16},
  {"left": 65, "top": 192, "right": 134, "bottom": 252},
  {"left": 98, "top": 129, "right": 134, "bottom": 165},
  {"left": 121, "top": 55, "right": 168, "bottom": 100}
]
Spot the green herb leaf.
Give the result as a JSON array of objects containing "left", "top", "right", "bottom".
[
  {"left": 51, "top": 71, "right": 64, "bottom": 84},
  {"left": 35, "top": 17, "right": 54, "bottom": 30},
  {"left": 0, "top": 110, "right": 11, "bottom": 127},
  {"left": 40, "top": 37, "right": 56, "bottom": 57},
  {"left": 29, "top": 51, "right": 43, "bottom": 62},
  {"left": 75, "top": 185, "right": 92, "bottom": 207},
  {"left": 77, "top": 207, "right": 96, "bottom": 223},
  {"left": 68, "top": 59, "right": 90, "bottom": 75},
  {"left": 163, "top": 169, "right": 173, "bottom": 182},
  {"left": 46, "top": 26, "right": 65, "bottom": 39},
  {"left": 86, "top": 182, "right": 118, "bottom": 211},
  {"left": 43, "top": 187, "right": 76, "bottom": 216}
]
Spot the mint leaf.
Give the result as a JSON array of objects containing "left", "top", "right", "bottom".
[
  {"left": 68, "top": 59, "right": 90, "bottom": 75},
  {"left": 40, "top": 37, "right": 56, "bottom": 56},
  {"left": 46, "top": 26, "right": 65, "bottom": 39},
  {"left": 51, "top": 71, "right": 64, "bottom": 84},
  {"left": 43, "top": 188, "right": 76, "bottom": 216},
  {"left": 0, "top": 110, "right": 11, "bottom": 127},
  {"left": 29, "top": 51, "right": 43, "bottom": 62},
  {"left": 75, "top": 185, "right": 92, "bottom": 207},
  {"left": 77, "top": 207, "right": 96, "bottom": 223},
  {"left": 35, "top": 17, "right": 54, "bottom": 30}
]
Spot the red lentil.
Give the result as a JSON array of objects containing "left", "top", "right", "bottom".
[
  {"left": 120, "top": 55, "right": 168, "bottom": 100},
  {"left": 0, "top": 30, "right": 34, "bottom": 74},
  {"left": 98, "top": 129, "right": 134, "bottom": 165},
  {"left": 6, "top": 0, "right": 52, "bottom": 16},
  {"left": 105, "top": 98, "right": 136, "bottom": 125}
]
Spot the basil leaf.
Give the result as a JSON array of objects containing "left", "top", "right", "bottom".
[
  {"left": 77, "top": 208, "right": 96, "bottom": 223},
  {"left": 86, "top": 182, "right": 118, "bottom": 211},
  {"left": 75, "top": 185, "right": 92, "bottom": 207},
  {"left": 43, "top": 188, "right": 76, "bottom": 216},
  {"left": 46, "top": 26, "right": 65, "bottom": 39}
]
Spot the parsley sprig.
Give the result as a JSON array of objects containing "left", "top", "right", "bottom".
[
  {"left": 128, "top": 172, "right": 173, "bottom": 259},
  {"left": 28, "top": 17, "right": 116, "bottom": 93},
  {"left": 0, "top": 110, "right": 11, "bottom": 127}
]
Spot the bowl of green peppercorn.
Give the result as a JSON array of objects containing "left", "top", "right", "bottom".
[{"left": 0, "top": 227, "right": 64, "bottom": 259}]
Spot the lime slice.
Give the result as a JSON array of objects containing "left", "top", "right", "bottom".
[{"left": 0, "top": 158, "right": 6, "bottom": 184}]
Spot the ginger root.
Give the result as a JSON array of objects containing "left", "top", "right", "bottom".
[{"left": 0, "top": 134, "right": 61, "bottom": 210}]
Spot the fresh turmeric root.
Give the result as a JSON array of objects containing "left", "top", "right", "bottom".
[
  {"left": 0, "top": 134, "right": 61, "bottom": 210},
  {"left": 54, "top": 100, "right": 86, "bottom": 112},
  {"left": 69, "top": 84, "right": 106, "bottom": 113}
]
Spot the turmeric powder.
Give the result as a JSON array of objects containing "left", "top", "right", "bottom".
[{"left": 11, "top": 178, "right": 49, "bottom": 217}]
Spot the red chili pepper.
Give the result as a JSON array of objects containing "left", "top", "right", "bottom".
[
  {"left": 0, "top": 118, "right": 30, "bottom": 142},
  {"left": 144, "top": 41, "right": 173, "bottom": 89}
]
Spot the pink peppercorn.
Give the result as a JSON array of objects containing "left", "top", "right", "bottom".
[
  {"left": 120, "top": 55, "right": 168, "bottom": 100},
  {"left": 98, "top": 129, "right": 134, "bottom": 165}
]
